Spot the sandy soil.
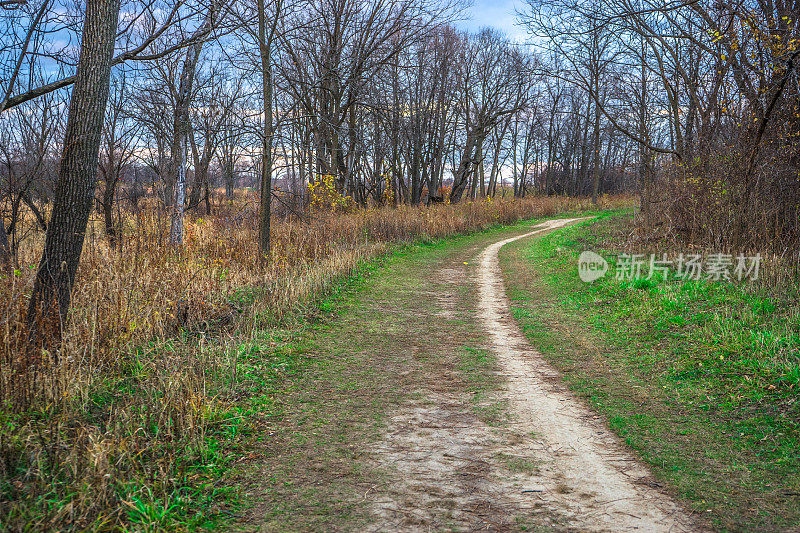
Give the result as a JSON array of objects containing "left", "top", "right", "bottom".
[
  {"left": 476, "top": 219, "right": 700, "bottom": 531},
  {"left": 368, "top": 219, "right": 703, "bottom": 532}
]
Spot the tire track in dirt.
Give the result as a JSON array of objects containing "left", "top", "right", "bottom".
[{"left": 476, "top": 218, "right": 700, "bottom": 531}]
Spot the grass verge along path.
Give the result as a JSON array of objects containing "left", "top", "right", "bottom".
[{"left": 499, "top": 212, "right": 800, "bottom": 531}]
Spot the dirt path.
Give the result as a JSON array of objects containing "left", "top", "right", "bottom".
[
  {"left": 242, "top": 217, "right": 705, "bottom": 531},
  {"left": 367, "top": 219, "right": 701, "bottom": 532},
  {"left": 476, "top": 219, "right": 699, "bottom": 531}
]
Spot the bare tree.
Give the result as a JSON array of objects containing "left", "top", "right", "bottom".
[
  {"left": 26, "top": 0, "right": 122, "bottom": 348},
  {"left": 98, "top": 71, "right": 138, "bottom": 249},
  {"left": 256, "top": 0, "right": 282, "bottom": 258},
  {"left": 449, "top": 30, "right": 529, "bottom": 202},
  {"left": 169, "top": 1, "right": 220, "bottom": 245}
]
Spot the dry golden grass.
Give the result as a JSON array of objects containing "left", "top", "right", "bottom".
[{"left": 0, "top": 193, "right": 630, "bottom": 530}]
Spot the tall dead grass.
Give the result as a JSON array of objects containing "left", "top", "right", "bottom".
[{"left": 0, "top": 194, "right": 629, "bottom": 529}]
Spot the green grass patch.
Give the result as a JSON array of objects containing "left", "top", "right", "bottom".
[{"left": 500, "top": 210, "right": 800, "bottom": 531}]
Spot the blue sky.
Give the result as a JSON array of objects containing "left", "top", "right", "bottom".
[{"left": 453, "top": 0, "right": 529, "bottom": 41}]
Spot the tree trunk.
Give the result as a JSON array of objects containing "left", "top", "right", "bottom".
[
  {"left": 169, "top": 11, "right": 212, "bottom": 245},
  {"left": 170, "top": 128, "right": 188, "bottom": 244},
  {"left": 188, "top": 160, "right": 209, "bottom": 211},
  {"left": 187, "top": 131, "right": 203, "bottom": 210},
  {"left": 26, "top": 0, "right": 121, "bottom": 348},
  {"left": 579, "top": 98, "right": 591, "bottom": 195},
  {"left": 512, "top": 119, "right": 518, "bottom": 197},
  {"left": 639, "top": 44, "right": 651, "bottom": 219},
  {"left": 545, "top": 135, "right": 553, "bottom": 196},
  {"left": 478, "top": 138, "right": 486, "bottom": 197},
  {"left": 489, "top": 119, "right": 511, "bottom": 196},
  {"left": 257, "top": 0, "right": 273, "bottom": 259},
  {"left": 187, "top": 130, "right": 211, "bottom": 212},
  {"left": 102, "top": 176, "right": 119, "bottom": 249},
  {"left": 204, "top": 179, "right": 212, "bottom": 214},
  {"left": 224, "top": 160, "right": 235, "bottom": 200},
  {"left": 449, "top": 126, "right": 482, "bottom": 203},
  {"left": 391, "top": 60, "right": 401, "bottom": 206},
  {"left": 0, "top": 217, "right": 11, "bottom": 272},
  {"left": 488, "top": 147, "right": 500, "bottom": 197},
  {"left": 591, "top": 82, "right": 601, "bottom": 205}
]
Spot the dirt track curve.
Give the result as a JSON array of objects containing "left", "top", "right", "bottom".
[
  {"left": 476, "top": 219, "right": 699, "bottom": 531},
  {"left": 367, "top": 218, "right": 703, "bottom": 532}
]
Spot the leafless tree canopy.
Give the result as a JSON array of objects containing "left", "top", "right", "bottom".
[{"left": 1, "top": 0, "right": 798, "bottom": 330}]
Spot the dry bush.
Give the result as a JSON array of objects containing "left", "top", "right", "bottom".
[
  {"left": 640, "top": 94, "right": 800, "bottom": 281},
  {"left": 639, "top": 148, "right": 800, "bottom": 287},
  {"left": 0, "top": 194, "right": 629, "bottom": 529}
]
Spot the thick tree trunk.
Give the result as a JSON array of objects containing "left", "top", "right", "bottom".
[
  {"left": 187, "top": 143, "right": 211, "bottom": 210},
  {"left": 26, "top": 0, "right": 121, "bottom": 348},
  {"left": 224, "top": 162, "right": 235, "bottom": 200},
  {"left": 187, "top": 167, "right": 205, "bottom": 210},
  {"left": 449, "top": 126, "right": 482, "bottom": 203}
]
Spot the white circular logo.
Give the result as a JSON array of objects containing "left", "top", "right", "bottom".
[{"left": 578, "top": 251, "right": 609, "bottom": 283}]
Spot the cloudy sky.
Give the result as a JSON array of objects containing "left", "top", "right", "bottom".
[{"left": 453, "top": 0, "right": 529, "bottom": 42}]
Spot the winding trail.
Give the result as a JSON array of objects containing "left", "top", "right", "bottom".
[
  {"left": 244, "top": 217, "right": 705, "bottom": 531},
  {"left": 368, "top": 218, "right": 701, "bottom": 532},
  {"left": 476, "top": 219, "right": 698, "bottom": 531}
]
